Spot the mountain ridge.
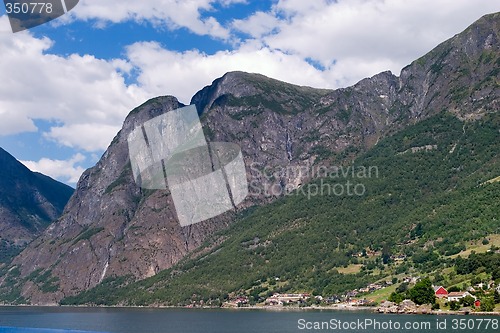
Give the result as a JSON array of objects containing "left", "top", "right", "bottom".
[
  {"left": 61, "top": 110, "right": 500, "bottom": 306},
  {"left": 0, "top": 12, "right": 498, "bottom": 305},
  {"left": 0, "top": 147, "right": 74, "bottom": 263}
]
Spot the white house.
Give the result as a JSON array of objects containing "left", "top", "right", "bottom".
[{"left": 447, "top": 291, "right": 474, "bottom": 302}]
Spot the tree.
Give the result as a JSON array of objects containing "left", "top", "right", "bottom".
[
  {"left": 460, "top": 295, "right": 475, "bottom": 307},
  {"left": 396, "top": 282, "right": 409, "bottom": 293},
  {"left": 382, "top": 244, "right": 391, "bottom": 265},
  {"left": 494, "top": 290, "right": 500, "bottom": 304},
  {"left": 480, "top": 298, "right": 495, "bottom": 312},
  {"left": 433, "top": 273, "right": 444, "bottom": 285},
  {"left": 492, "top": 268, "right": 500, "bottom": 281},
  {"left": 408, "top": 278, "right": 436, "bottom": 305},
  {"left": 449, "top": 301, "right": 460, "bottom": 311},
  {"left": 388, "top": 292, "right": 405, "bottom": 304},
  {"left": 471, "top": 276, "right": 482, "bottom": 286},
  {"left": 411, "top": 223, "right": 424, "bottom": 239}
]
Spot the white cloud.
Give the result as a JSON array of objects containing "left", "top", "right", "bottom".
[
  {"left": 44, "top": 124, "right": 122, "bottom": 152},
  {"left": 0, "top": 110, "right": 37, "bottom": 135},
  {"left": 245, "top": 0, "right": 500, "bottom": 86},
  {"left": 21, "top": 153, "right": 87, "bottom": 184},
  {"left": 125, "top": 40, "right": 330, "bottom": 104},
  {"left": 232, "top": 11, "right": 280, "bottom": 38},
  {"left": 124, "top": 0, "right": 500, "bottom": 104},
  {"left": 219, "top": 0, "right": 247, "bottom": 5},
  {"left": 68, "top": 0, "right": 232, "bottom": 39},
  {"left": 0, "top": 16, "right": 150, "bottom": 151}
]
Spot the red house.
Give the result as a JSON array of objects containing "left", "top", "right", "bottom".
[
  {"left": 474, "top": 300, "right": 481, "bottom": 308},
  {"left": 433, "top": 286, "right": 448, "bottom": 298}
]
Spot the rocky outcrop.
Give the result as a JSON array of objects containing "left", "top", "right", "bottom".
[
  {"left": 2, "top": 12, "right": 499, "bottom": 304},
  {"left": 377, "top": 300, "right": 432, "bottom": 314}
]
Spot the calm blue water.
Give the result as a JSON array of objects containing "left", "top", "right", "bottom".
[{"left": 0, "top": 307, "right": 498, "bottom": 333}]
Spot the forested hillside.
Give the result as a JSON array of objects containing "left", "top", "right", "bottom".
[{"left": 60, "top": 111, "right": 500, "bottom": 306}]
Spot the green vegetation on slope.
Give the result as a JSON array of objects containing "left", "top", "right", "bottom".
[
  {"left": 389, "top": 252, "right": 500, "bottom": 310},
  {"left": 61, "top": 111, "right": 500, "bottom": 306}
]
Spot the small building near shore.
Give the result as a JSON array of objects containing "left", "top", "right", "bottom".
[
  {"left": 264, "top": 293, "right": 309, "bottom": 306},
  {"left": 447, "top": 291, "right": 474, "bottom": 302},
  {"left": 433, "top": 286, "right": 448, "bottom": 299}
]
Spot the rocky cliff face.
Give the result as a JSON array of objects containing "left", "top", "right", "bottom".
[
  {"left": 194, "top": 9, "right": 498, "bottom": 193},
  {"left": 5, "top": 97, "right": 236, "bottom": 304},
  {"left": 2, "top": 12, "right": 498, "bottom": 305},
  {"left": 0, "top": 148, "right": 73, "bottom": 262}
]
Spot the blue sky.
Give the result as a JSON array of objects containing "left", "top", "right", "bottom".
[{"left": 0, "top": 0, "right": 498, "bottom": 186}]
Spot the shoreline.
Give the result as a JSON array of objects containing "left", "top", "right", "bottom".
[{"left": 1, "top": 303, "right": 499, "bottom": 315}]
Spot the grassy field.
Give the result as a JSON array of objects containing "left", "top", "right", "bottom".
[
  {"left": 358, "top": 284, "right": 398, "bottom": 304},
  {"left": 337, "top": 264, "right": 363, "bottom": 274},
  {"left": 484, "top": 176, "right": 500, "bottom": 184},
  {"left": 451, "top": 234, "right": 500, "bottom": 259}
]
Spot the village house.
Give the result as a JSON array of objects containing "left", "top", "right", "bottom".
[
  {"left": 368, "top": 283, "right": 383, "bottom": 291},
  {"left": 475, "top": 282, "right": 493, "bottom": 290},
  {"left": 325, "top": 296, "right": 338, "bottom": 304},
  {"left": 447, "top": 291, "right": 474, "bottom": 302},
  {"left": 357, "top": 299, "right": 369, "bottom": 305},
  {"left": 433, "top": 286, "right": 448, "bottom": 299},
  {"left": 222, "top": 297, "right": 248, "bottom": 308},
  {"left": 402, "top": 276, "right": 420, "bottom": 284},
  {"left": 264, "top": 293, "right": 309, "bottom": 306},
  {"left": 347, "top": 299, "right": 359, "bottom": 305},
  {"left": 265, "top": 298, "right": 282, "bottom": 306},
  {"left": 391, "top": 255, "right": 407, "bottom": 262},
  {"left": 223, "top": 296, "right": 249, "bottom": 308}
]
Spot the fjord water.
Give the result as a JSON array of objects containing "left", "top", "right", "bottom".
[{"left": 0, "top": 307, "right": 498, "bottom": 333}]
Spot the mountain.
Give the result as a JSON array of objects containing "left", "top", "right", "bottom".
[
  {"left": 0, "top": 12, "right": 498, "bottom": 305},
  {"left": 0, "top": 148, "right": 74, "bottom": 263},
  {"left": 62, "top": 108, "right": 500, "bottom": 307}
]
